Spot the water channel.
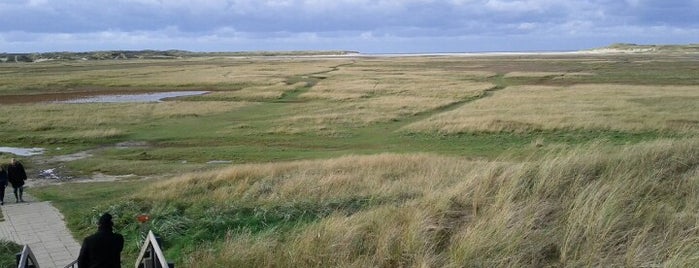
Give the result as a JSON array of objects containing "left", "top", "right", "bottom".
[
  {"left": 57, "top": 90, "right": 208, "bottom": 103},
  {"left": 0, "top": 147, "right": 46, "bottom": 156},
  {"left": 2, "top": 91, "right": 209, "bottom": 157}
]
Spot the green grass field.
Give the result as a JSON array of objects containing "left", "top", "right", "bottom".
[{"left": 2, "top": 52, "right": 698, "bottom": 267}]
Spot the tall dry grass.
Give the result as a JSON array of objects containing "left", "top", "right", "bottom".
[
  {"left": 404, "top": 84, "right": 699, "bottom": 134},
  {"left": 142, "top": 153, "right": 477, "bottom": 205},
  {"left": 135, "top": 138, "right": 699, "bottom": 267}
]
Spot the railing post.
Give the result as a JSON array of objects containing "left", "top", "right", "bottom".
[
  {"left": 135, "top": 231, "right": 173, "bottom": 268},
  {"left": 16, "top": 245, "right": 40, "bottom": 268},
  {"left": 63, "top": 259, "right": 78, "bottom": 268}
]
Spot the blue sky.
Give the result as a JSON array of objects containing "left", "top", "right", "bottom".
[{"left": 1, "top": 0, "right": 698, "bottom": 53}]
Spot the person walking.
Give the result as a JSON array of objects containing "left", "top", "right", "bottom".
[
  {"left": 78, "top": 213, "right": 124, "bottom": 268},
  {"left": 7, "top": 158, "right": 27, "bottom": 203},
  {"left": 0, "top": 165, "right": 8, "bottom": 205}
]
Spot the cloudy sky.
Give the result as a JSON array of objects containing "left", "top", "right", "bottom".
[{"left": 1, "top": 0, "right": 698, "bottom": 53}]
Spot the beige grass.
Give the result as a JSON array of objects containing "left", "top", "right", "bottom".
[
  {"left": 205, "top": 82, "right": 307, "bottom": 101},
  {"left": 305, "top": 77, "right": 491, "bottom": 101},
  {"left": 114, "top": 59, "right": 334, "bottom": 87},
  {"left": 303, "top": 62, "right": 493, "bottom": 101},
  {"left": 72, "top": 128, "right": 125, "bottom": 139},
  {"left": 342, "top": 58, "right": 497, "bottom": 78},
  {"left": 0, "top": 58, "right": 348, "bottom": 92},
  {"left": 0, "top": 101, "right": 249, "bottom": 133},
  {"left": 269, "top": 73, "right": 493, "bottom": 133},
  {"left": 404, "top": 84, "right": 699, "bottom": 133},
  {"left": 265, "top": 60, "right": 495, "bottom": 133},
  {"left": 268, "top": 96, "right": 462, "bottom": 134},
  {"left": 142, "top": 153, "right": 478, "bottom": 204},
  {"left": 137, "top": 138, "right": 699, "bottom": 267},
  {"left": 504, "top": 71, "right": 595, "bottom": 78}
]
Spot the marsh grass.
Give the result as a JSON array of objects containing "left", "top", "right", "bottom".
[
  {"left": 304, "top": 62, "right": 493, "bottom": 101},
  {"left": 404, "top": 84, "right": 699, "bottom": 134},
  {"left": 12, "top": 54, "right": 699, "bottom": 267},
  {"left": 503, "top": 71, "right": 595, "bottom": 78},
  {"left": 0, "top": 58, "right": 345, "bottom": 93},
  {"left": 269, "top": 96, "right": 466, "bottom": 135},
  {"left": 274, "top": 59, "right": 495, "bottom": 133},
  {"left": 0, "top": 101, "right": 249, "bottom": 144},
  {"left": 203, "top": 82, "right": 308, "bottom": 101}
]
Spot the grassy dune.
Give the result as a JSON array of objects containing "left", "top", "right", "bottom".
[
  {"left": 5, "top": 53, "right": 697, "bottom": 267},
  {"left": 40, "top": 138, "right": 699, "bottom": 267}
]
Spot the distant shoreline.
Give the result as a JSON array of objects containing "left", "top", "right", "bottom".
[
  {"left": 2, "top": 44, "right": 698, "bottom": 63},
  {"left": 356, "top": 51, "right": 581, "bottom": 57}
]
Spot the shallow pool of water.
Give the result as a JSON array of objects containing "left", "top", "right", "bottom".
[
  {"left": 0, "top": 147, "right": 45, "bottom": 156},
  {"left": 58, "top": 91, "right": 208, "bottom": 103}
]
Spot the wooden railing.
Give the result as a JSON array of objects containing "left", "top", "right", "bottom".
[
  {"left": 135, "top": 230, "right": 173, "bottom": 268},
  {"left": 16, "top": 245, "right": 39, "bottom": 268}
]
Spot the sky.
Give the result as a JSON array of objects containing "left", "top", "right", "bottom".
[{"left": 1, "top": 0, "right": 698, "bottom": 53}]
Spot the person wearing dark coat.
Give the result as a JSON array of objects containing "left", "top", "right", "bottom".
[
  {"left": 78, "top": 213, "right": 124, "bottom": 268},
  {"left": 7, "top": 158, "right": 27, "bottom": 203},
  {"left": 0, "top": 165, "right": 8, "bottom": 205}
]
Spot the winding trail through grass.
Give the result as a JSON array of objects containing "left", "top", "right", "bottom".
[
  {"left": 276, "top": 60, "right": 509, "bottom": 131},
  {"left": 400, "top": 74, "right": 509, "bottom": 127},
  {"left": 265, "top": 65, "right": 522, "bottom": 157},
  {"left": 124, "top": 63, "right": 671, "bottom": 165},
  {"left": 276, "top": 61, "right": 357, "bottom": 102}
]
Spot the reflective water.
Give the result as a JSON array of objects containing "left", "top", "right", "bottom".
[
  {"left": 39, "top": 168, "right": 60, "bottom": 179},
  {"left": 0, "top": 147, "right": 45, "bottom": 156},
  {"left": 207, "top": 160, "right": 233, "bottom": 164},
  {"left": 58, "top": 91, "right": 208, "bottom": 103}
]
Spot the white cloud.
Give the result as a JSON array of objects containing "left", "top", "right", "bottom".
[
  {"left": 625, "top": 0, "right": 641, "bottom": 7},
  {"left": 485, "top": 0, "right": 540, "bottom": 12},
  {"left": 517, "top": 22, "right": 537, "bottom": 30},
  {"left": 558, "top": 20, "right": 595, "bottom": 35},
  {"left": 359, "top": 31, "right": 378, "bottom": 40},
  {"left": 27, "top": 0, "right": 49, "bottom": 7},
  {"left": 1, "top": 0, "right": 698, "bottom": 53},
  {"left": 483, "top": 0, "right": 567, "bottom": 13},
  {"left": 448, "top": 0, "right": 479, "bottom": 5}
]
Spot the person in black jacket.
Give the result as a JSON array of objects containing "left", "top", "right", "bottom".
[
  {"left": 78, "top": 213, "right": 124, "bottom": 268},
  {"left": 0, "top": 165, "right": 8, "bottom": 205},
  {"left": 7, "top": 158, "right": 27, "bottom": 203}
]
